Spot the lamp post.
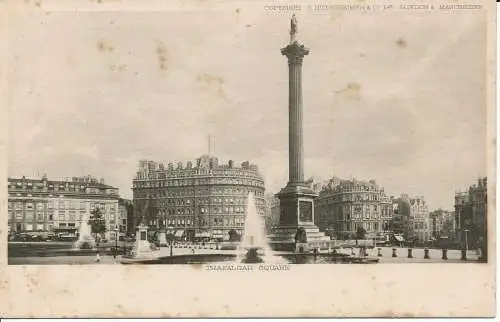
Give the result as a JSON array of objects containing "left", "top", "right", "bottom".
[
  {"left": 464, "top": 229, "right": 469, "bottom": 253},
  {"left": 113, "top": 226, "right": 118, "bottom": 259},
  {"left": 123, "top": 227, "right": 127, "bottom": 256}
]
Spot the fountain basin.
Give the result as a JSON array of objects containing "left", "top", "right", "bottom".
[
  {"left": 240, "top": 247, "right": 265, "bottom": 264},
  {"left": 119, "top": 252, "right": 379, "bottom": 265},
  {"left": 121, "top": 253, "right": 237, "bottom": 265}
]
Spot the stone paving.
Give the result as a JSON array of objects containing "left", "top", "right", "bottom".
[
  {"left": 9, "top": 254, "right": 123, "bottom": 265},
  {"left": 9, "top": 242, "right": 485, "bottom": 265}
]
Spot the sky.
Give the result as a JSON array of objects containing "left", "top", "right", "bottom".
[{"left": 7, "top": 4, "right": 488, "bottom": 210}]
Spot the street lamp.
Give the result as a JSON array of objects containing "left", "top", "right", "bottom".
[
  {"left": 464, "top": 229, "right": 469, "bottom": 253},
  {"left": 123, "top": 226, "right": 127, "bottom": 256},
  {"left": 113, "top": 226, "right": 118, "bottom": 259}
]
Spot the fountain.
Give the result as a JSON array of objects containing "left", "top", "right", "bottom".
[
  {"left": 73, "top": 213, "right": 96, "bottom": 250},
  {"left": 239, "top": 192, "right": 285, "bottom": 264}
]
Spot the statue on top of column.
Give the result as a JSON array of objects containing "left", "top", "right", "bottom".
[
  {"left": 290, "top": 14, "right": 298, "bottom": 42},
  {"left": 291, "top": 14, "right": 298, "bottom": 34},
  {"left": 282, "top": 14, "right": 309, "bottom": 62}
]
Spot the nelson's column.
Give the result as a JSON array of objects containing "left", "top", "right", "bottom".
[{"left": 269, "top": 15, "right": 331, "bottom": 251}]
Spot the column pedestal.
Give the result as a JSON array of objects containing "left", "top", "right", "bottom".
[
  {"left": 123, "top": 224, "right": 160, "bottom": 260},
  {"left": 269, "top": 182, "right": 332, "bottom": 251}
]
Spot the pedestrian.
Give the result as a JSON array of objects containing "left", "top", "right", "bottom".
[
  {"left": 192, "top": 248, "right": 195, "bottom": 254},
  {"left": 95, "top": 252, "right": 101, "bottom": 263}
]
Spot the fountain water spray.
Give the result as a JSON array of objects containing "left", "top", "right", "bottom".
[
  {"left": 238, "top": 192, "right": 285, "bottom": 264},
  {"left": 73, "top": 213, "right": 96, "bottom": 250}
]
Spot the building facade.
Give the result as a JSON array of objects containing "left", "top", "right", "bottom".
[
  {"left": 132, "top": 155, "right": 266, "bottom": 240},
  {"left": 391, "top": 194, "right": 430, "bottom": 242},
  {"left": 118, "top": 198, "right": 133, "bottom": 237},
  {"left": 429, "top": 209, "right": 456, "bottom": 239},
  {"left": 315, "top": 178, "right": 393, "bottom": 239},
  {"left": 8, "top": 175, "right": 121, "bottom": 239},
  {"left": 265, "top": 193, "right": 280, "bottom": 231},
  {"left": 455, "top": 177, "right": 487, "bottom": 249},
  {"left": 305, "top": 177, "right": 330, "bottom": 195}
]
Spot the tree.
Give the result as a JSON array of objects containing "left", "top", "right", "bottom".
[
  {"left": 88, "top": 207, "right": 107, "bottom": 246},
  {"left": 355, "top": 226, "right": 367, "bottom": 240}
]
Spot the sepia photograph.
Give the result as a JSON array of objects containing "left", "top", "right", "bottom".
[{"left": 0, "top": 0, "right": 496, "bottom": 317}]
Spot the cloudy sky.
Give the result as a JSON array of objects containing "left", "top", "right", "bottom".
[{"left": 7, "top": 3, "right": 488, "bottom": 210}]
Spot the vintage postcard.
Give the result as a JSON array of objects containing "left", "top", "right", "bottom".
[{"left": 0, "top": 0, "right": 496, "bottom": 317}]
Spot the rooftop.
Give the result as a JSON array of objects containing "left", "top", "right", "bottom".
[
  {"left": 8, "top": 175, "right": 118, "bottom": 190},
  {"left": 135, "top": 155, "right": 263, "bottom": 180}
]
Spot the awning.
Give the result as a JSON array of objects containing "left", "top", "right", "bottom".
[
  {"left": 195, "top": 232, "right": 210, "bottom": 238},
  {"left": 175, "top": 230, "right": 184, "bottom": 238}
]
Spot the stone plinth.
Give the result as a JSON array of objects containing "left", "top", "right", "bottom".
[
  {"left": 277, "top": 183, "right": 317, "bottom": 226},
  {"left": 124, "top": 224, "right": 159, "bottom": 260},
  {"left": 269, "top": 223, "right": 333, "bottom": 251},
  {"left": 157, "top": 230, "right": 167, "bottom": 246}
]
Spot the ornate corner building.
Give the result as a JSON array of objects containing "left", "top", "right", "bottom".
[
  {"left": 315, "top": 178, "right": 394, "bottom": 239},
  {"left": 132, "top": 155, "right": 266, "bottom": 240}
]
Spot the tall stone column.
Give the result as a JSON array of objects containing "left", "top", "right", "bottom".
[
  {"left": 276, "top": 15, "right": 316, "bottom": 226},
  {"left": 270, "top": 15, "right": 332, "bottom": 251},
  {"left": 281, "top": 32, "right": 309, "bottom": 184}
]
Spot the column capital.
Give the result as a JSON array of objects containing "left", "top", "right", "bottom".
[{"left": 281, "top": 41, "right": 310, "bottom": 64}]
